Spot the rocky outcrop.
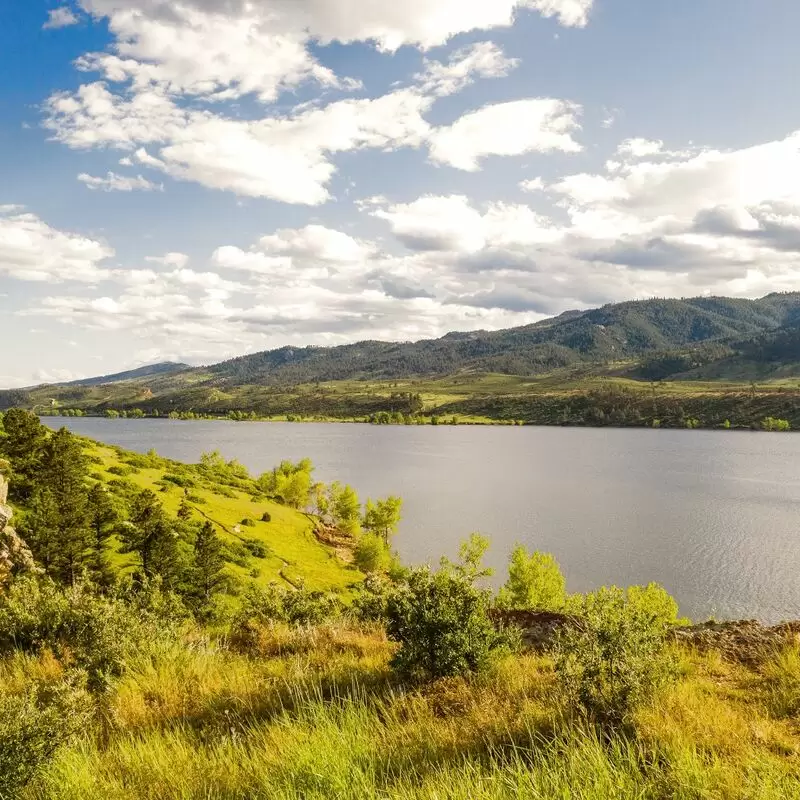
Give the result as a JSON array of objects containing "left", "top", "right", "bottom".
[
  {"left": 0, "top": 464, "right": 38, "bottom": 589},
  {"left": 673, "top": 620, "right": 800, "bottom": 665},
  {"left": 491, "top": 609, "right": 800, "bottom": 664}
]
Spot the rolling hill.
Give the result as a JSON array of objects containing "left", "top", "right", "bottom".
[{"left": 3, "top": 292, "right": 800, "bottom": 425}]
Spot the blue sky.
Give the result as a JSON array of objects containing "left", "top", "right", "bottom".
[{"left": 2, "top": 0, "right": 800, "bottom": 387}]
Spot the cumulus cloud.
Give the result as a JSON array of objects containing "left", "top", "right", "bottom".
[
  {"left": 145, "top": 252, "right": 190, "bottom": 268},
  {"left": 78, "top": 171, "right": 164, "bottom": 191},
  {"left": 428, "top": 99, "right": 582, "bottom": 170},
  {"left": 79, "top": 0, "right": 593, "bottom": 57},
  {"left": 415, "top": 42, "right": 519, "bottom": 97},
  {"left": 43, "top": 7, "right": 80, "bottom": 29},
  {"left": 47, "top": 0, "right": 590, "bottom": 205},
  {"left": 520, "top": 177, "right": 545, "bottom": 192},
  {"left": 46, "top": 43, "right": 568, "bottom": 204},
  {"left": 0, "top": 207, "right": 113, "bottom": 283}
]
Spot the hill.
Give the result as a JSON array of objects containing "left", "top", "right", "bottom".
[
  {"left": 4, "top": 292, "right": 800, "bottom": 426},
  {"left": 60, "top": 361, "right": 192, "bottom": 387},
  {"left": 206, "top": 293, "right": 800, "bottom": 385}
]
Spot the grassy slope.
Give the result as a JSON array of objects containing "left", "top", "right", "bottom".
[
  {"left": 10, "top": 625, "right": 800, "bottom": 799},
  {"left": 81, "top": 438, "right": 362, "bottom": 595}
]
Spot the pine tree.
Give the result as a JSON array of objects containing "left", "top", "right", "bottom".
[
  {"left": 23, "top": 487, "right": 60, "bottom": 573},
  {"left": 120, "top": 489, "right": 181, "bottom": 584},
  {"left": 177, "top": 497, "right": 193, "bottom": 521},
  {"left": 0, "top": 409, "right": 48, "bottom": 501},
  {"left": 190, "top": 521, "right": 226, "bottom": 617},
  {"left": 41, "top": 428, "right": 92, "bottom": 584},
  {"left": 86, "top": 483, "right": 120, "bottom": 587}
]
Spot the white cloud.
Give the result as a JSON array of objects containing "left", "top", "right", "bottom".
[
  {"left": 527, "top": 0, "right": 593, "bottom": 28},
  {"left": 145, "top": 252, "right": 189, "bottom": 268},
  {"left": 80, "top": 0, "right": 594, "bottom": 58},
  {"left": 0, "top": 207, "right": 113, "bottom": 283},
  {"left": 374, "top": 195, "right": 488, "bottom": 252},
  {"left": 520, "top": 177, "right": 545, "bottom": 192},
  {"left": 616, "top": 138, "right": 664, "bottom": 158},
  {"left": 43, "top": 7, "right": 80, "bottom": 29},
  {"left": 68, "top": 0, "right": 592, "bottom": 118},
  {"left": 258, "top": 225, "right": 373, "bottom": 263},
  {"left": 78, "top": 171, "right": 164, "bottom": 191},
  {"left": 47, "top": 42, "right": 567, "bottom": 204},
  {"left": 75, "top": 6, "right": 340, "bottom": 104},
  {"left": 428, "top": 99, "right": 582, "bottom": 170},
  {"left": 554, "top": 132, "right": 800, "bottom": 232},
  {"left": 373, "top": 194, "right": 561, "bottom": 253},
  {"left": 46, "top": 0, "right": 589, "bottom": 205},
  {"left": 415, "top": 42, "right": 519, "bottom": 97}
]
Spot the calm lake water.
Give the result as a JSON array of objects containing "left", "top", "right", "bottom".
[{"left": 45, "top": 418, "right": 800, "bottom": 623}]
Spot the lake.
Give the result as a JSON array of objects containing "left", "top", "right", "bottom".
[{"left": 44, "top": 418, "right": 800, "bottom": 623}]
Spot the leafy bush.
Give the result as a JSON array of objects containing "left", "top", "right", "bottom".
[
  {"left": 0, "top": 679, "right": 91, "bottom": 797},
  {"left": 232, "top": 583, "right": 342, "bottom": 640},
  {"left": 352, "top": 573, "right": 394, "bottom": 622},
  {"left": 243, "top": 538, "right": 269, "bottom": 559},
  {"left": 223, "top": 541, "right": 251, "bottom": 568},
  {"left": 261, "top": 511, "right": 272, "bottom": 523},
  {"left": 186, "top": 492, "right": 207, "bottom": 505},
  {"left": 762, "top": 417, "right": 791, "bottom": 432},
  {"left": 240, "top": 517, "right": 256, "bottom": 528},
  {"left": 107, "top": 465, "right": 132, "bottom": 477},
  {"left": 353, "top": 533, "right": 390, "bottom": 574},
  {"left": 162, "top": 473, "right": 196, "bottom": 488},
  {"left": 385, "top": 566, "right": 504, "bottom": 682},
  {"left": 496, "top": 546, "right": 566, "bottom": 611},
  {"left": 555, "top": 585, "right": 677, "bottom": 726},
  {"left": 0, "top": 577, "right": 185, "bottom": 692}
]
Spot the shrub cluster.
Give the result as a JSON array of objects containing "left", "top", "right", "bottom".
[{"left": 555, "top": 585, "right": 678, "bottom": 726}]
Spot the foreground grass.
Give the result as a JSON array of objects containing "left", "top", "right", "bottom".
[{"left": 7, "top": 623, "right": 800, "bottom": 799}]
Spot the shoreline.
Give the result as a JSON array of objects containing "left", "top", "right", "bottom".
[{"left": 38, "top": 412, "right": 796, "bottom": 433}]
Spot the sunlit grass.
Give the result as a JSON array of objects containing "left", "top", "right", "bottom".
[
  {"left": 8, "top": 624, "right": 798, "bottom": 800},
  {"left": 82, "top": 440, "right": 362, "bottom": 595}
]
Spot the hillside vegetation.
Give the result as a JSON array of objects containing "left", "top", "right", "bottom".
[{"left": 1, "top": 411, "right": 800, "bottom": 797}]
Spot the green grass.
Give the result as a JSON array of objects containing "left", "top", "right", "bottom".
[
  {"left": 82, "top": 439, "right": 362, "bottom": 596},
  {"left": 9, "top": 626, "right": 800, "bottom": 799}
]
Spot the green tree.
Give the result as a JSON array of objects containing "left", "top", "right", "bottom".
[
  {"left": 23, "top": 487, "right": 60, "bottom": 573},
  {"left": 328, "top": 482, "right": 361, "bottom": 536},
  {"left": 177, "top": 497, "right": 193, "bottom": 521},
  {"left": 441, "top": 532, "right": 493, "bottom": 583},
  {"left": 496, "top": 546, "right": 566, "bottom": 611},
  {"left": 762, "top": 417, "right": 791, "bottom": 432},
  {"left": 353, "top": 533, "right": 390, "bottom": 573},
  {"left": 362, "top": 496, "right": 403, "bottom": 544},
  {"left": 120, "top": 490, "right": 180, "bottom": 584},
  {"left": 257, "top": 459, "right": 313, "bottom": 508},
  {"left": 40, "top": 429, "right": 92, "bottom": 585},
  {"left": 190, "top": 521, "right": 226, "bottom": 618},
  {"left": 86, "top": 483, "right": 120, "bottom": 587},
  {"left": 0, "top": 408, "right": 48, "bottom": 501}
]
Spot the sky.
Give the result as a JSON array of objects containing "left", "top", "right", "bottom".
[{"left": 2, "top": 1, "right": 800, "bottom": 387}]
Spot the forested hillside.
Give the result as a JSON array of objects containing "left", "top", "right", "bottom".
[
  {"left": 3, "top": 293, "right": 799, "bottom": 425},
  {"left": 205, "top": 293, "right": 800, "bottom": 385}
]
